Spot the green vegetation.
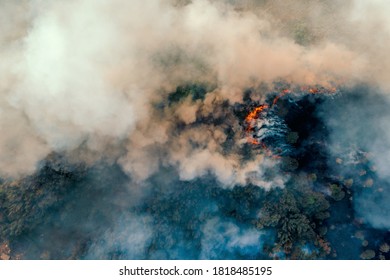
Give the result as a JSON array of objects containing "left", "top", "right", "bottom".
[
  {"left": 0, "top": 157, "right": 85, "bottom": 239},
  {"left": 168, "top": 84, "right": 209, "bottom": 104},
  {"left": 330, "top": 184, "right": 345, "bottom": 201},
  {"left": 256, "top": 182, "right": 330, "bottom": 258}
]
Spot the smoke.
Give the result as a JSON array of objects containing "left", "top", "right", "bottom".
[
  {"left": 85, "top": 214, "right": 154, "bottom": 259},
  {"left": 200, "top": 217, "right": 271, "bottom": 259},
  {"left": 1, "top": 0, "right": 390, "bottom": 259},
  {"left": 0, "top": 0, "right": 387, "bottom": 180},
  {"left": 320, "top": 86, "right": 390, "bottom": 229}
]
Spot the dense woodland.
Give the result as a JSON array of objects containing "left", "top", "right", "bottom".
[{"left": 1, "top": 85, "right": 389, "bottom": 260}]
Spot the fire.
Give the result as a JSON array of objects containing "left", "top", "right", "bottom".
[
  {"left": 272, "top": 89, "right": 291, "bottom": 106},
  {"left": 301, "top": 86, "right": 338, "bottom": 95},
  {"left": 245, "top": 104, "right": 269, "bottom": 146},
  {"left": 244, "top": 86, "right": 338, "bottom": 154},
  {"left": 272, "top": 86, "right": 338, "bottom": 108},
  {"left": 244, "top": 104, "right": 269, "bottom": 123}
]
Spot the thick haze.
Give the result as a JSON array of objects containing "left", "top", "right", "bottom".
[
  {"left": 1, "top": 1, "right": 390, "bottom": 260},
  {"left": 1, "top": 0, "right": 390, "bottom": 188}
]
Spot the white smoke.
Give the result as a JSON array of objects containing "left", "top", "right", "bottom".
[
  {"left": 200, "top": 217, "right": 269, "bottom": 259},
  {"left": 0, "top": 0, "right": 389, "bottom": 188},
  {"left": 85, "top": 214, "right": 154, "bottom": 259}
]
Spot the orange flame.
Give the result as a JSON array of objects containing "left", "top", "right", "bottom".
[
  {"left": 244, "top": 104, "right": 269, "bottom": 123},
  {"left": 301, "top": 86, "right": 338, "bottom": 95},
  {"left": 245, "top": 104, "right": 269, "bottom": 146},
  {"left": 244, "top": 86, "right": 337, "bottom": 156},
  {"left": 272, "top": 89, "right": 291, "bottom": 106}
]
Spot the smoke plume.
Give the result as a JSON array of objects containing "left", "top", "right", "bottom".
[
  {"left": 1, "top": 0, "right": 386, "bottom": 179},
  {"left": 1, "top": 0, "right": 390, "bottom": 260}
]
